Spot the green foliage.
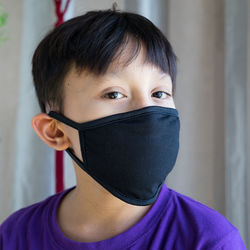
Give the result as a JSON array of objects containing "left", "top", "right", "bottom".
[{"left": 0, "top": 2, "right": 8, "bottom": 47}]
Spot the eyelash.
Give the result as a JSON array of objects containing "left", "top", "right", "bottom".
[{"left": 103, "top": 91, "right": 172, "bottom": 100}]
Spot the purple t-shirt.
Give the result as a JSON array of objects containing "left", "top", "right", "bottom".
[{"left": 0, "top": 183, "right": 246, "bottom": 250}]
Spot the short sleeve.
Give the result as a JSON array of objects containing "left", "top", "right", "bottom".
[
  {"left": 0, "top": 223, "right": 5, "bottom": 249},
  {"left": 213, "top": 229, "right": 247, "bottom": 250},
  {"left": 0, "top": 230, "right": 2, "bottom": 249}
]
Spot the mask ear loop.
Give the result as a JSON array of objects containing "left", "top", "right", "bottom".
[
  {"left": 48, "top": 111, "right": 87, "bottom": 166},
  {"left": 65, "top": 147, "right": 87, "bottom": 168},
  {"left": 48, "top": 111, "right": 81, "bottom": 130}
]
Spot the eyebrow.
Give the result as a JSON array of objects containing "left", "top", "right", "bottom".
[
  {"left": 95, "top": 75, "right": 172, "bottom": 93},
  {"left": 104, "top": 70, "right": 169, "bottom": 79},
  {"left": 96, "top": 70, "right": 171, "bottom": 88}
]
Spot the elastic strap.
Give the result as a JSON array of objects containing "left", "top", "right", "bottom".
[
  {"left": 48, "top": 111, "right": 80, "bottom": 130},
  {"left": 65, "top": 148, "right": 86, "bottom": 168}
]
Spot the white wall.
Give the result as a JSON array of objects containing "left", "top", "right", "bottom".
[
  {"left": 0, "top": 0, "right": 23, "bottom": 223},
  {"left": 166, "top": 0, "right": 225, "bottom": 214},
  {"left": 248, "top": 0, "right": 250, "bottom": 244},
  {"left": 74, "top": 0, "right": 124, "bottom": 16}
]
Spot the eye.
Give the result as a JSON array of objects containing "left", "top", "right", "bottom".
[
  {"left": 152, "top": 91, "right": 172, "bottom": 99},
  {"left": 102, "top": 90, "right": 172, "bottom": 101},
  {"left": 103, "top": 91, "right": 125, "bottom": 100}
]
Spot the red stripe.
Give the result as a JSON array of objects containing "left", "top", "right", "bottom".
[
  {"left": 54, "top": 0, "right": 71, "bottom": 193},
  {"left": 55, "top": 150, "right": 64, "bottom": 192}
]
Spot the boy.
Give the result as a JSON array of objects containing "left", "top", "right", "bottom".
[{"left": 0, "top": 6, "right": 246, "bottom": 250}]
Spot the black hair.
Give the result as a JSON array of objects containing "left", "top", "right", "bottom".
[{"left": 32, "top": 4, "right": 178, "bottom": 113}]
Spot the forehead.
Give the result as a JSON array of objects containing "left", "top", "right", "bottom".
[
  {"left": 64, "top": 39, "right": 171, "bottom": 91},
  {"left": 109, "top": 38, "right": 168, "bottom": 75},
  {"left": 109, "top": 46, "right": 165, "bottom": 76},
  {"left": 76, "top": 45, "right": 168, "bottom": 80}
]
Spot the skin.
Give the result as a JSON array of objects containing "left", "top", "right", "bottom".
[{"left": 32, "top": 42, "right": 176, "bottom": 242}]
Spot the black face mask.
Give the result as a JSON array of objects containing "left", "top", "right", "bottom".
[{"left": 48, "top": 105, "right": 180, "bottom": 206}]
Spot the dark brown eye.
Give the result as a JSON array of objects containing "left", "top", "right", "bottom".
[
  {"left": 103, "top": 91, "right": 124, "bottom": 100},
  {"left": 152, "top": 91, "right": 171, "bottom": 99}
]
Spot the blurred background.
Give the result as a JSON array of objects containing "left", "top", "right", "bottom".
[{"left": 0, "top": 0, "right": 249, "bottom": 247}]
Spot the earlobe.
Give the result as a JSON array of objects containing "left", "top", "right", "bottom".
[{"left": 31, "top": 113, "right": 70, "bottom": 150}]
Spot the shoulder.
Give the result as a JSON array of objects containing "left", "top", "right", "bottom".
[
  {"left": 0, "top": 191, "right": 62, "bottom": 243},
  {"left": 170, "top": 188, "right": 235, "bottom": 230},
  {"left": 0, "top": 187, "right": 75, "bottom": 249},
  {"left": 166, "top": 188, "right": 246, "bottom": 249}
]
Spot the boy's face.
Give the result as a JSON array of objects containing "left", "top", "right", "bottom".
[
  {"left": 61, "top": 45, "right": 175, "bottom": 161},
  {"left": 32, "top": 44, "right": 175, "bottom": 165}
]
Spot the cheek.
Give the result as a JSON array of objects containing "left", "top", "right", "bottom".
[
  {"left": 72, "top": 132, "right": 82, "bottom": 161},
  {"left": 164, "top": 98, "right": 176, "bottom": 109},
  {"left": 63, "top": 126, "right": 83, "bottom": 161},
  {"left": 170, "top": 99, "right": 176, "bottom": 109}
]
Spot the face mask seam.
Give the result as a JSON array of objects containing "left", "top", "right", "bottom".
[
  {"left": 77, "top": 111, "right": 179, "bottom": 131},
  {"left": 48, "top": 108, "right": 178, "bottom": 131}
]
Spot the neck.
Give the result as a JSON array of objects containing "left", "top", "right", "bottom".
[{"left": 57, "top": 165, "right": 153, "bottom": 242}]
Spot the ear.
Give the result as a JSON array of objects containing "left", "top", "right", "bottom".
[{"left": 31, "top": 113, "right": 71, "bottom": 150}]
